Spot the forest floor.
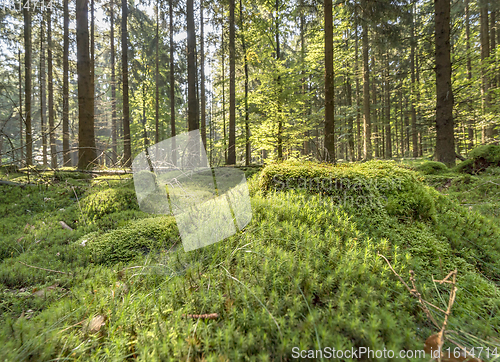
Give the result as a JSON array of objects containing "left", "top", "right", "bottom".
[{"left": 0, "top": 154, "right": 499, "bottom": 361}]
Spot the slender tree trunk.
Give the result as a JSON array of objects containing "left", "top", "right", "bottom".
[
  {"left": 76, "top": 0, "right": 97, "bottom": 169},
  {"left": 24, "top": 7, "right": 32, "bottom": 166},
  {"left": 18, "top": 50, "right": 23, "bottom": 165},
  {"left": 361, "top": 15, "right": 371, "bottom": 160},
  {"left": 491, "top": 10, "right": 496, "bottom": 89},
  {"left": 240, "top": 0, "right": 250, "bottom": 165},
  {"left": 222, "top": 20, "right": 227, "bottom": 163},
  {"left": 155, "top": 3, "right": 160, "bottom": 144},
  {"left": 91, "top": 0, "right": 94, "bottom": 104},
  {"left": 169, "top": 0, "right": 176, "bottom": 165},
  {"left": 276, "top": 0, "right": 283, "bottom": 161},
  {"left": 411, "top": 6, "right": 418, "bottom": 158},
  {"left": 63, "top": 0, "right": 70, "bottom": 166},
  {"left": 371, "top": 55, "right": 379, "bottom": 158},
  {"left": 227, "top": 0, "right": 236, "bottom": 164},
  {"left": 385, "top": 50, "right": 392, "bottom": 158},
  {"left": 324, "top": 0, "right": 335, "bottom": 162},
  {"left": 355, "top": 11, "right": 361, "bottom": 160},
  {"left": 122, "top": 0, "right": 131, "bottom": 166},
  {"left": 346, "top": 35, "right": 354, "bottom": 161},
  {"left": 110, "top": 0, "right": 117, "bottom": 164},
  {"left": 40, "top": 15, "right": 47, "bottom": 166},
  {"left": 434, "top": 0, "right": 455, "bottom": 166},
  {"left": 480, "top": 3, "right": 491, "bottom": 142},
  {"left": 187, "top": 0, "right": 197, "bottom": 135},
  {"left": 465, "top": 0, "right": 474, "bottom": 151},
  {"left": 47, "top": 9, "right": 56, "bottom": 168},
  {"left": 200, "top": 1, "right": 207, "bottom": 153}
]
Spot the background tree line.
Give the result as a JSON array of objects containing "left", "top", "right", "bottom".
[{"left": 0, "top": 0, "right": 498, "bottom": 168}]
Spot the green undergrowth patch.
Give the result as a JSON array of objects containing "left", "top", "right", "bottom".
[
  {"left": 1, "top": 161, "right": 500, "bottom": 360},
  {"left": 455, "top": 144, "right": 500, "bottom": 174},
  {"left": 413, "top": 161, "right": 449, "bottom": 175}
]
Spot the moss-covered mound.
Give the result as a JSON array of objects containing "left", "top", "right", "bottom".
[
  {"left": 83, "top": 216, "right": 179, "bottom": 264},
  {"left": 82, "top": 187, "right": 139, "bottom": 221},
  {"left": 414, "top": 161, "right": 449, "bottom": 175},
  {"left": 455, "top": 144, "right": 500, "bottom": 174},
  {"left": 259, "top": 160, "right": 438, "bottom": 221}
]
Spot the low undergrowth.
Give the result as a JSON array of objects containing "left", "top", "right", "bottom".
[{"left": 0, "top": 162, "right": 499, "bottom": 361}]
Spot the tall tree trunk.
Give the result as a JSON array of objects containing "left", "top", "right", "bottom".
[
  {"left": 76, "top": 0, "right": 97, "bottom": 169},
  {"left": 276, "top": 0, "right": 283, "bottom": 161},
  {"left": 40, "top": 15, "right": 47, "bottom": 166},
  {"left": 346, "top": 39, "right": 354, "bottom": 162},
  {"left": 200, "top": 1, "right": 207, "bottom": 152},
  {"left": 491, "top": 10, "right": 496, "bottom": 89},
  {"left": 110, "top": 0, "right": 117, "bottom": 164},
  {"left": 385, "top": 50, "right": 392, "bottom": 158},
  {"left": 371, "top": 54, "right": 379, "bottom": 158},
  {"left": 47, "top": 9, "right": 57, "bottom": 168},
  {"left": 361, "top": 15, "right": 371, "bottom": 160},
  {"left": 24, "top": 7, "right": 32, "bottom": 166},
  {"left": 355, "top": 10, "right": 361, "bottom": 160},
  {"left": 187, "top": 0, "right": 198, "bottom": 134},
  {"left": 465, "top": 0, "right": 474, "bottom": 151},
  {"left": 63, "top": 0, "right": 70, "bottom": 166},
  {"left": 122, "top": 0, "right": 131, "bottom": 166},
  {"left": 240, "top": 0, "right": 250, "bottom": 165},
  {"left": 324, "top": 0, "right": 335, "bottom": 162},
  {"left": 411, "top": 5, "right": 418, "bottom": 158},
  {"left": 222, "top": 20, "right": 227, "bottom": 163},
  {"left": 18, "top": 49, "right": 23, "bottom": 164},
  {"left": 155, "top": 3, "right": 160, "bottom": 144},
  {"left": 434, "top": 0, "right": 455, "bottom": 166},
  {"left": 480, "top": 3, "right": 491, "bottom": 142},
  {"left": 169, "top": 0, "right": 176, "bottom": 165},
  {"left": 227, "top": 0, "right": 236, "bottom": 164}
]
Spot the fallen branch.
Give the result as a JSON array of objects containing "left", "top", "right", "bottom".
[
  {"left": 18, "top": 261, "right": 70, "bottom": 275},
  {"left": 59, "top": 221, "right": 73, "bottom": 231},
  {"left": 0, "top": 180, "right": 36, "bottom": 187}
]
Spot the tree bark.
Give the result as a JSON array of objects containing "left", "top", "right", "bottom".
[
  {"left": 18, "top": 50, "right": 23, "bottom": 165},
  {"left": 169, "top": 0, "right": 176, "bottom": 165},
  {"left": 480, "top": 3, "right": 491, "bottom": 142},
  {"left": 276, "top": 0, "right": 283, "bottom": 161},
  {"left": 410, "top": 5, "right": 418, "bottom": 158},
  {"left": 187, "top": 0, "right": 197, "bottom": 133},
  {"left": 434, "top": 0, "right": 455, "bottom": 166},
  {"left": 110, "top": 0, "right": 117, "bottom": 164},
  {"left": 76, "top": 0, "right": 97, "bottom": 169},
  {"left": 361, "top": 14, "right": 371, "bottom": 160},
  {"left": 465, "top": 0, "right": 474, "bottom": 151},
  {"left": 47, "top": 9, "right": 57, "bottom": 168},
  {"left": 240, "top": 0, "right": 250, "bottom": 165},
  {"left": 40, "top": 15, "right": 47, "bottom": 166},
  {"left": 227, "top": 0, "right": 236, "bottom": 164},
  {"left": 385, "top": 49, "right": 392, "bottom": 158},
  {"left": 24, "top": 6, "right": 32, "bottom": 166},
  {"left": 355, "top": 9, "right": 361, "bottom": 160},
  {"left": 200, "top": 1, "right": 207, "bottom": 152},
  {"left": 155, "top": 3, "right": 160, "bottom": 144},
  {"left": 63, "top": 0, "right": 70, "bottom": 166},
  {"left": 122, "top": 0, "right": 131, "bottom": 166},
  {"left": 324, "top": 0, "right": 335, "bottom": 162}
]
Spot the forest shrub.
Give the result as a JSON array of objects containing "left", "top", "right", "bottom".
[
  {"left": 413, "top": 161, "right": 448, "bottom": 175},
  {"left": 83, "top": 216, "right": 179, "bottom": 264}
]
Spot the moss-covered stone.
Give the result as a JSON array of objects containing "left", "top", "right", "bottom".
[
  {"left": 82, "top": 187, "right": 139, "bottom": 221},
  {"left": 413, "top": 161, "right": 448, "bottom": 175}
]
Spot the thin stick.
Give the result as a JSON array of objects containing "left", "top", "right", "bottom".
[
  {"left": 59, "top": 221, "right": 73, "bottom": 231},
  {"left": 18, "top": 261, "right": 70, "bottom": 275}
]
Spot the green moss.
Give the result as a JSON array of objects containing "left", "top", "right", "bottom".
[
  {"left": 83, "top": 216, "right": 179, "bottom": 264},
  {"left": 81, "top": 187, "right": 139, "bottom": 221},
  {"left": 258, "top": 160, "right": 436, "bottom": 221},
  {"left": 413, "top": 161, "right": 449, "bottom": 175},
  {"left": 455, "top": 144, "right": 500, "bottom": 174}
]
